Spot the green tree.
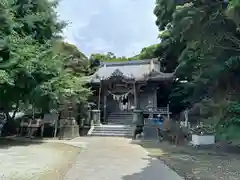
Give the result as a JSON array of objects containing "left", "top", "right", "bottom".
[
  {"left": 89, "top": 53, "right": 105, "bottom": 73},
  {"left": 153, "top": 0, "right": 240, "bottom": 133},
  {"left": 130, "top": 44, "right": 159, "bottom": 60},
  {"left": 89, "top": 52, "right": 129, "bottom": 73},
  {"left": 12, "top": 0, "right": 66, "bottom": 43},
  {"left": 53, "top": 41, "right": 91, "bottom": 75},
  {"left": 0, "top": 0, "right": 91, "bottom": 123}
]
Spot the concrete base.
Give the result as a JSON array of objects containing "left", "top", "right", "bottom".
[
  {"left": 191, "top": 134, "right": 215, "bottom": 146},
  {"left": 143, "top": 126, "right": 158, "bottom": 140},
  {"left": 92, "top": 110, "right": 101, "bottom": 125}
]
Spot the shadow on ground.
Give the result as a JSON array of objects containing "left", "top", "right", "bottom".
[
  {"left": 0, "top": 138, "right": 43, "bottom": 149},
  {"left": 135, "top": 140, "right": 240, "bottom": 180},
  {"left": 122, "top": 157, "right": 182, "bottom": 180},
  {"left": 137, "top": 140, "right": 232, "bottom": 156}
]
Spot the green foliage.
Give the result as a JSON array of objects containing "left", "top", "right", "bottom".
[
  {"left": 53, "top": 41, "right": 91, "bottom": 75},
  {"left": 88, "top": 45, "right": 159, "bottom": 71},
  {"left": 12, "top": 0, "right": 66, "bottom": 43},
  {"left": 90, "top": 52, "right": 128, "bottom": 62},
  {"left": 215, "top": 101, "right": 240, "bottom": 140},
  {"left": 151, "top": 0, "right": 240, "bottom": 140},
  {"left": 154, "top": 0, "right": 176, "bottom": 31},
  {"left": 130, "top": 44, "right": 159, "bottom": 60},
  {"left": 88, "top": 52, "right": 131, "bottom": 73},
  {"left": 0, "top": 0, "right": 91, "bottom": 120}
]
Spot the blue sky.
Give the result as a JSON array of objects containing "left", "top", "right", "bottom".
[{"left": 56, "top": 0, "right": 159, "bottom": 57}]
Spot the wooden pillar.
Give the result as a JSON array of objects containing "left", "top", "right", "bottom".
[
  {"left": 103, "top": 89, "right": 107, "bottom": 123},
  {"left": 153, "top": 86, "right": 157, "bottom": 108},
  {"left": 133, "top": 82, "right": 139, "bottom": 109},
  {"left": 98, "top": 81, "right": 102, "bottom": 110}
]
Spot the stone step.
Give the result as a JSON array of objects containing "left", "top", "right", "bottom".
[
  {"left": 107, "top": 116, "right": 133, "bottom": 119},
  {"left": 108, "top": 112, "right": 133, "bottom": 114},
  {"left": 107, "top": 118, "right": 133, "bottom": 121},
  {"left": 91, "top": 132, "right": 132, "bottom": 136},
  {"left": 107, "top": 123, "right": 133, "bottom": 125},
  {"left": 108, "top": 116, "right": 132, "bottom": 118},
  {"left": 108, "top": 113, "right": 133, "bottom": 116},
  {"left": 89, "top": 124, "right": 133, "bottom": 137},
  {"left": 93, "top": 127, "right": 132, "bottom": 131},
  {"left": 107, "top": 117, "right": 133, "bottom": 120},
  {"left": 108, "top": 115, "right": 133, "bottom": 117},
  {"left": 92, "top": 129, "right": 132, "bottom": 133},
  {"left": 107, "top": 119, "right": 133, "bottom": 122},
  {"left": 91, "top": 131, "right": 132, "bottom": 134},
  {"left": 107, "top": 122, "right": 133, "bottom": 125},
  {"left": 108, "top": 114, "right": 132, "bottom": 116},
  {"left": 94, "top": 126, "right": 132, "bottom": 129},
  {"left": 90, "top": 133, "right": 132, "bottom": 137},
  {"left": 94, "top": 125, "right": 132, "bottom": 127},
  {"left": 108, "top": 119, "right": 132, "bottom": 120},
  {"left": 107, "top": 120, "right": 133, "bottom": 123},
  {"left": 91, "top": 130, "right": 132, "bottom": 134},
  {"left": 92, "top": 129, "right": 132, "bottom": 132},
  {"left": 107, "top": 112, "right": 133, "bottom": 126}
]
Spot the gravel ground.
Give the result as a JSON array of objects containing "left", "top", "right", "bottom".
[
  {"left": 0, "top": 139, "right": 81, "bottom": 180},
  {"left": 140, "top": 141, "right": 240, "bottom": 180}
]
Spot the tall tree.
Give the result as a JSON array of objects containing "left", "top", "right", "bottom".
[
  {"left": 0, "top": 0, "right": 91, "bottom": 123},
  {"left": 130, "top": 44, "right": 159, "bottom": 60},
  {"left": 89, "top": 52, "right": 129, "bottom": 73},
  {"left": 153, "top": 0, "right": 240, "bottom": 137},
  {"left": 53, "top": 41, "right": 91, "bottom": 75}
]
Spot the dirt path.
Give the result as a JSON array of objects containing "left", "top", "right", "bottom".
[
  {"left": 0, "top": 139, "right": 81, "bottom": 180},
  {"left": 63, "top": 137, "right": 183, "bottom": 180}
]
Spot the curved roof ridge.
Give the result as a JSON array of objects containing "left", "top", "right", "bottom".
[{"left": 100, "top": 58, "right": 159, "bottom": 67}]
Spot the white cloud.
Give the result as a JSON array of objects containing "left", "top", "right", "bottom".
[
  {"left": 57, "top": 0, "right": 158, "bottom": 57},
  {"left": 85, "top": 38, "right": 112, "bottom": 52}
]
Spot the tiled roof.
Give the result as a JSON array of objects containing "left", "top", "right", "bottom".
[{"left": 88, "top": 59, "right": 173, "bottom": 83}]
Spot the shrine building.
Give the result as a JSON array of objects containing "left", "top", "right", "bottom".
[{"left": 87, "top": 58, "right": 174, "bottom": 126}]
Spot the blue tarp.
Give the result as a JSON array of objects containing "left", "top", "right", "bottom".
[{"left": 149, "top": 118, "right": 164, "bottom": 128}]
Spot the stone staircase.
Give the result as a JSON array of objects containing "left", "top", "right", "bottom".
[
  {"left": 107, "top": 112, "right": 133, "bottom": 125},
  {"left": 88, "top": 112, "right": 133, "bottom": 137},
  {"left": 89, "top": 124, "right": 133, "bottom": 137}
]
